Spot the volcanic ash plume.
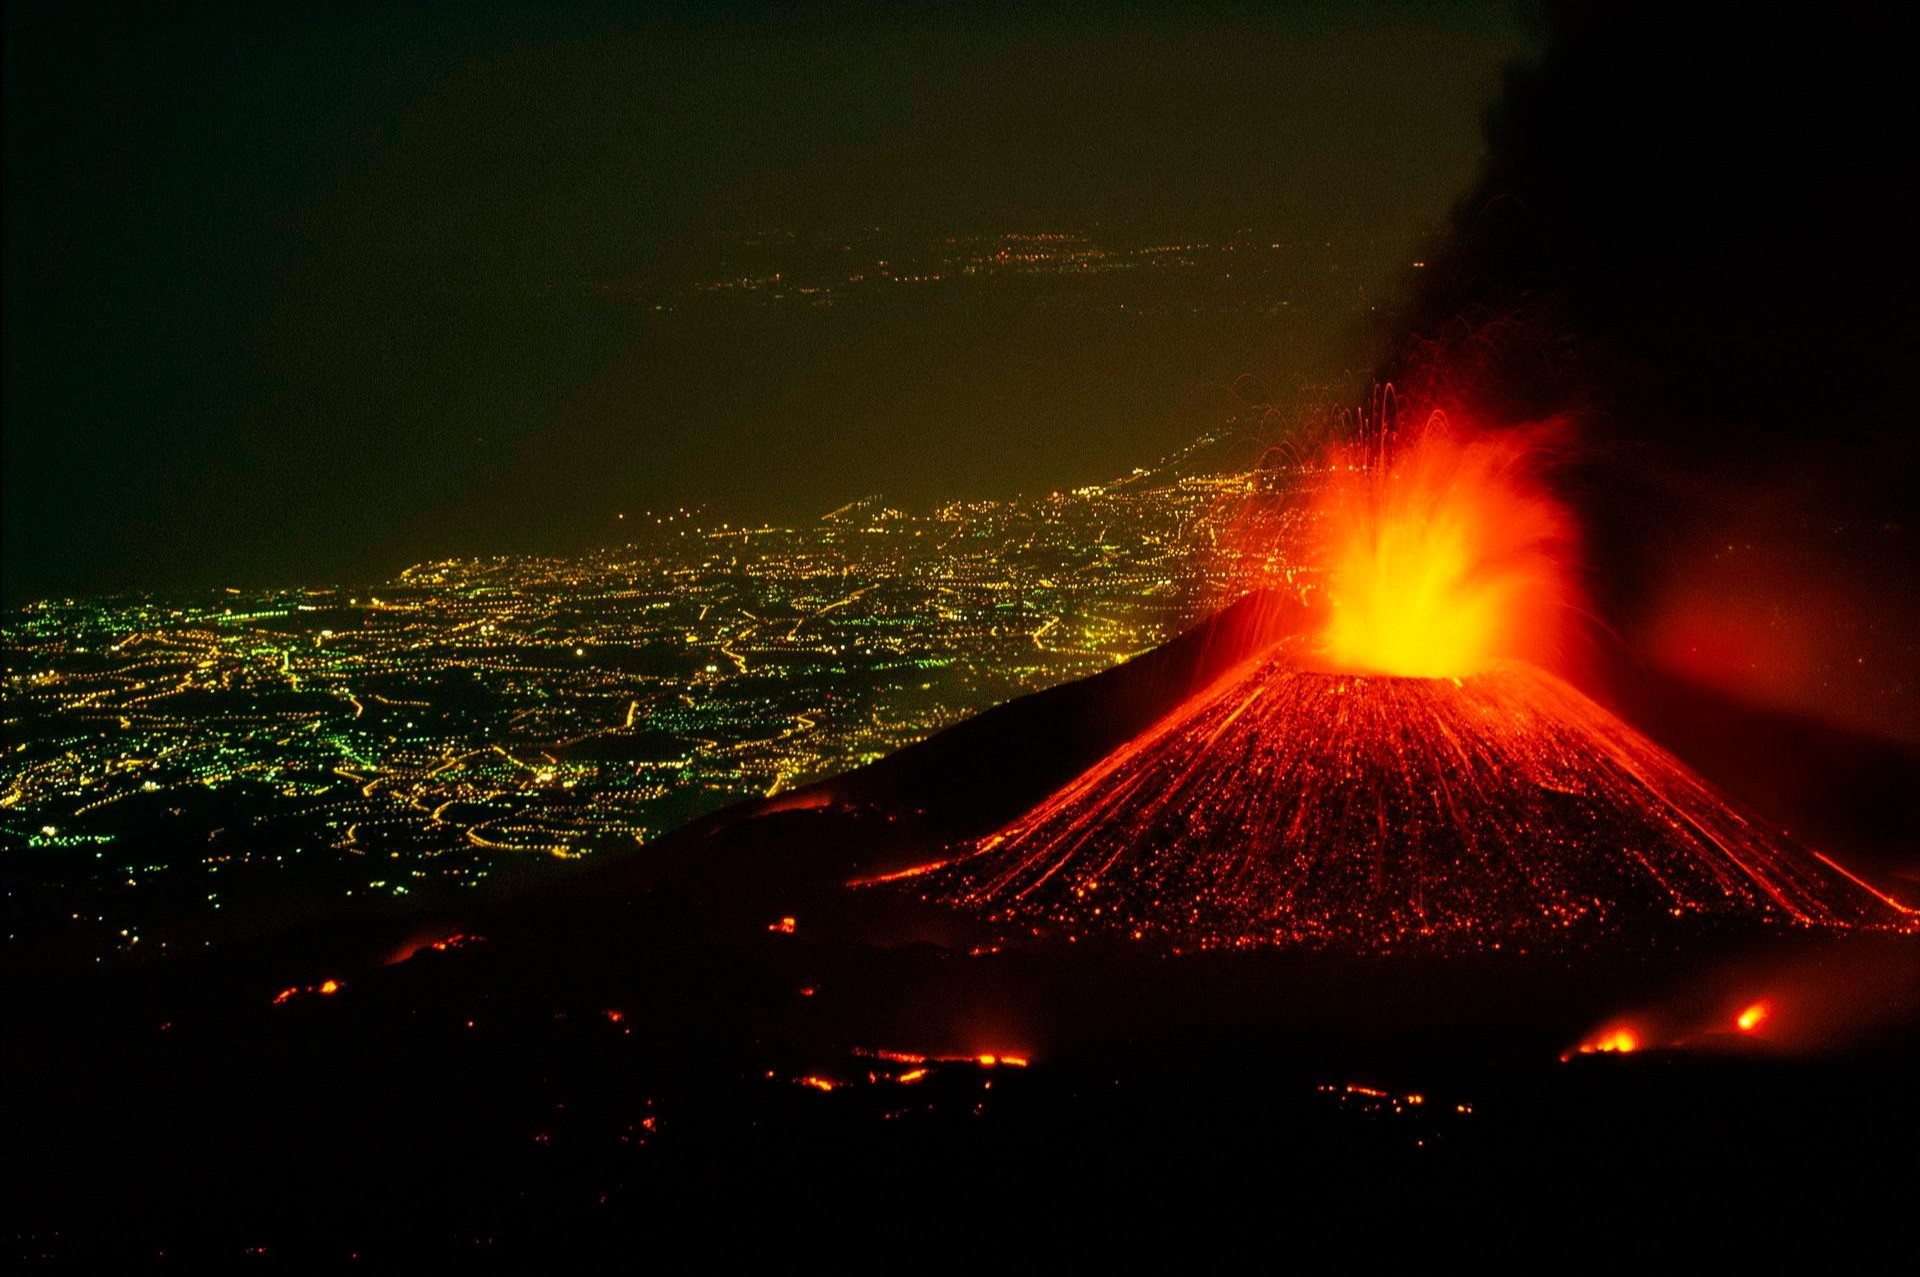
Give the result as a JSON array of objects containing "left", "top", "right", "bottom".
[{"left": 884, "top": 411, "right": 1913, "bottom": 951}]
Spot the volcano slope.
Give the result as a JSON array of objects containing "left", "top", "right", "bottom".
[
  {"left": 6, "top": 598, "right": 1918, "bottom": 1261},
  {"left": 896, "top": 654, "right": 1910, "bottom": 951}
]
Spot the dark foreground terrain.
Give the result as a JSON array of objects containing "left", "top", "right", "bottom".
[
  {"left": 8, "top": 599, "right": 1917, "bottom": 1260},
  {"left": 8, "top": 882, "right": 1916, "bottom": 1260}
]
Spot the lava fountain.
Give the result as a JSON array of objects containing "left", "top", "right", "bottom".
[
  {"left": 881, "top": 408, "right": 1913, "bottom": 950},
  {"left": 1314, "top": 410, "right": 1576, "bottom": 678}
]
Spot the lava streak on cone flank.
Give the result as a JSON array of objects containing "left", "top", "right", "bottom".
[
  {"left": 876, "top": 409, "right": 1912, "bottom": 951},
  {"left": 900, "top": 658, "right": 1909, "bottom": 950}
]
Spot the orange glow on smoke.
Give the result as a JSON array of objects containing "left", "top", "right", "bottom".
[
  {"left": 1736, "top": 1001, "right": 1770, "bottom": 1033},
  {"left": 1312, "top": 412, "right": 1576, "bottom": 678}
]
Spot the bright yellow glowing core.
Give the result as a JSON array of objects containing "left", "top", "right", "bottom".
[
  {"left": 1314, "top": 414, "right": 1575, "bottom": 678},
  {"left": 1590, "top": 1027, "right": 1639, "bottom": 1054}
]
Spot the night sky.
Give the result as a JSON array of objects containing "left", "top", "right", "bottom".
[{"left": 3, "top": 1, "right": 1530, "bottom": 602}]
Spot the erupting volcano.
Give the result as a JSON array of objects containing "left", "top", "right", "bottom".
[{"left": 884, "top": 410, "right": 1913, "bottom": 950}]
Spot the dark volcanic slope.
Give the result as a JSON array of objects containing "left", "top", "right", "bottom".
[
  {"left": 894, "top": 658, "right": 1914, "bottom": 951},
  {"left": 585, "top": 588, "right": 1307, "bottom": 895},
  {"left": 811, "top": 588, "right": 1306, "bottom": 835},
  {"left": 7, "top": 600, "right": 1919, "bottom": 1261}
]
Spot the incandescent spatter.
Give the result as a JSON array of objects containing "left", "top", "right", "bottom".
[{"left": 891, "top": 656, "right": 1912, "bottom": 951}]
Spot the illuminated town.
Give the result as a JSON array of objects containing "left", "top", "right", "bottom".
[
  {"left": 2, "top": 431, "right": 1316, "bottom": 963},
  {"left": 659, "top": 225, "right": 1385, "bottom": 314}
]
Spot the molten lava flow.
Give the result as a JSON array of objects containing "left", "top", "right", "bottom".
[
  {"left": 1563, "top": 1026, "right": 1643, "bottom": 1060},
  {"left": 1313, "top": 412, "right": 1576, "bottom": 678},
  {"left": 273, "top": 978, "right": 345, "bottom": 1004},
  {"left": 885, "top": 657, "right": 1912, "bottom": 950}
]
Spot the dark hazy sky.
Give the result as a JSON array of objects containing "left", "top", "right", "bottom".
[{"left": 4, "top": 1, "right": 1532, "bottom": 601}]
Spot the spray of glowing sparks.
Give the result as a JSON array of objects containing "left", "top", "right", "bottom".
[
  {"left": 878, "top": 404, "right": 1914, "bottom": 950},
  {"left": 1314, "top": 411, "right": 1576, "bottom": 677},
  {"left": 900, "top": 659, "right": 1908, "bottom": 948}
]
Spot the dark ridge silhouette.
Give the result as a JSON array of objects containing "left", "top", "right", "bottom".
[
  {"left": 556, "top": 588, "right": 1304, "bottom": 904},
  {"left": 807, "top": 588, "right": 1305, "bottom": 830}
]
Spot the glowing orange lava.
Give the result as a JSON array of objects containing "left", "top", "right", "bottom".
[
  {"left": 1564, "top": 1026, "right": 1642, "bottom": 1060},
  {"left": 904, "top": 659, "right": 1906, "bottom": 949},
  {"left": 273, "top": 979, "right": 343, "bottom": 1004},
  {"left": 1313, "top": 412, "right": 1576, "bottom": 678},
  {"left": 1592, "top": 1027, "right": 1638, "bottom": 1053}
]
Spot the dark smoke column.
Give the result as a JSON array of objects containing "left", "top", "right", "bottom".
[{"left": 1382, "top": 0, "right": 1920, "bottom": 750}]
